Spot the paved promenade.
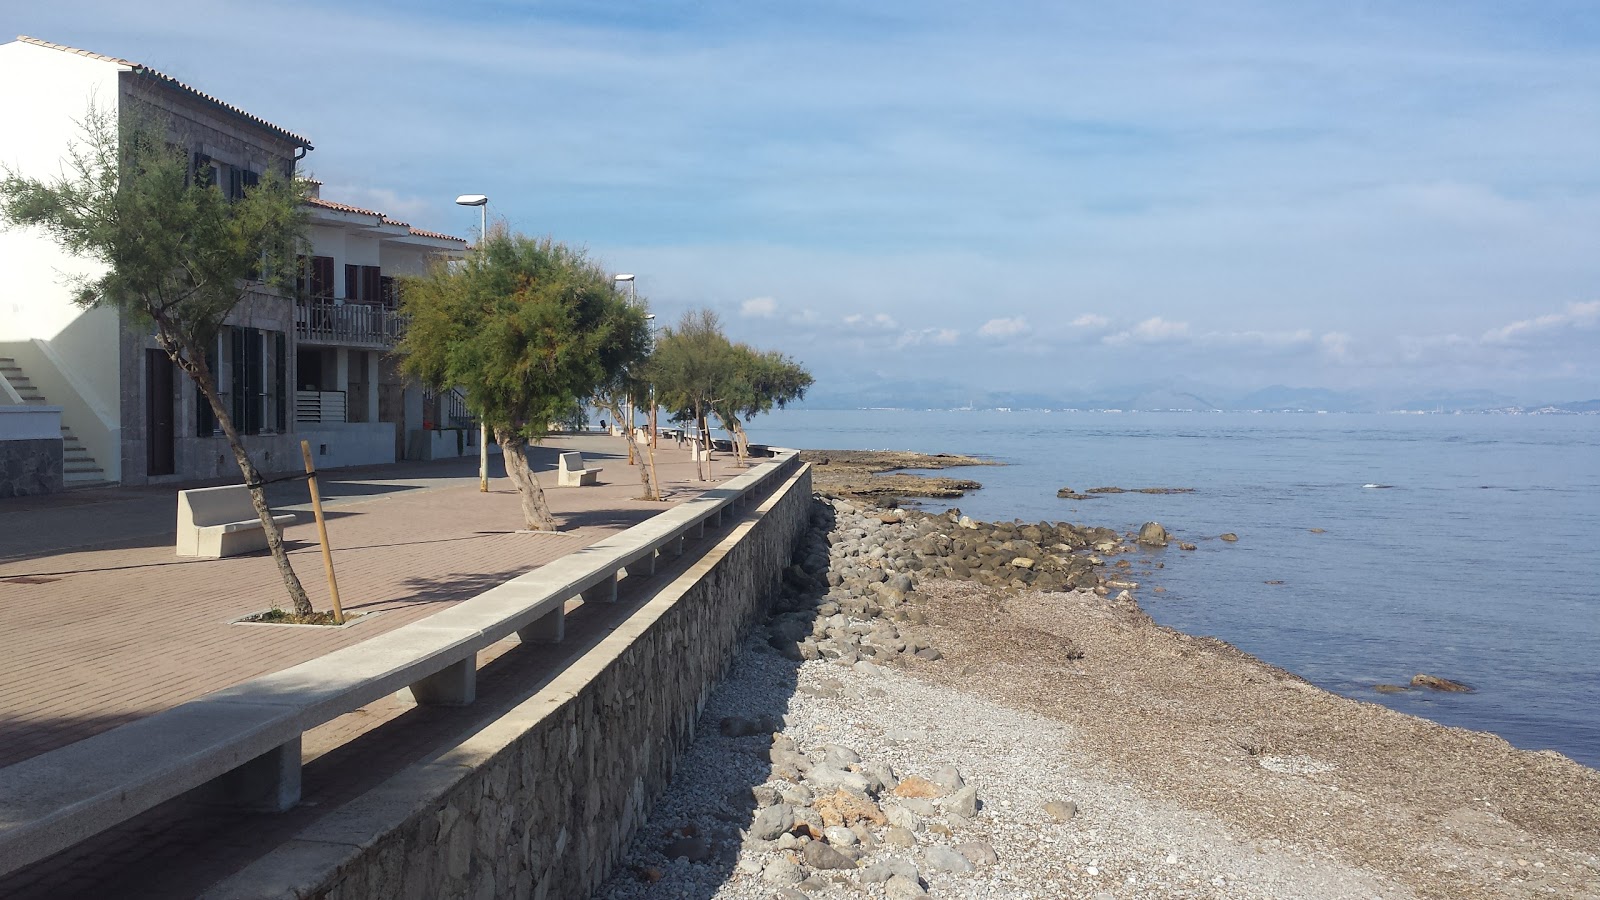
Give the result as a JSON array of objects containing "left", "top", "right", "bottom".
[{"left": 0, "top": 433, "right": 741, "bottom": 769}]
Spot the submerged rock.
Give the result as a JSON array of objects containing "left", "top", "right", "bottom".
[
  {"left": 1136, "top": 522, "right": 1169, "bottom": 547},
  {"left": 1411, "top": 673, "right": 1475, "bottom": 693}
]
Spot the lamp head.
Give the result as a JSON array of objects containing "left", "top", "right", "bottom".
[
  {"left": 455, "top": 194, "right": 489, "bottom": 206},
  {"left": 614, "top": 273, "right": 635, "bottom": 282}
]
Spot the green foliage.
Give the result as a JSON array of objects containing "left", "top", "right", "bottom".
[
  {"left": 0, "top": 104, "right": 308, "bottom": 351},
  {"left": 651, "top": 308, "right": 813, "bottom": 429},
  {"left": 396, "top": 232, "right": 649, "bottom": 440}
]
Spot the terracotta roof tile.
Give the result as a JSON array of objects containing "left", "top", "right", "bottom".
[
  {"left": 306, "top": 196, "right": 466, "bottom": 244},
  {"left": 16, "top": 35, "right": 313, "bottom": 149},
  {"left": 408, "top": 227, "right": 468, "bottom": 244}
]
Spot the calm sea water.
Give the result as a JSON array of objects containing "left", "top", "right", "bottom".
[{"left": 752, "top": 409, "right": 1600, "bottom": 768}]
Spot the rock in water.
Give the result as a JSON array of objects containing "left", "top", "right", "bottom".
[
  {"left": 1219, "top": 532, "right": 1239, "bottom": 542},
  {"left": 1137, "top": 522, "right": 1169, "bottom": 546},
  {"left": 1412, "top": 673, "right": 1474, "bottom": 693}
]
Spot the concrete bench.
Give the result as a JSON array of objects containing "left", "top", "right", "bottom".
[
  {"left": 176, "top": 484, "right": 295, "bottom": 558},
  {"left": 557, "top": 451, "right": 602, "bottom": 487}
]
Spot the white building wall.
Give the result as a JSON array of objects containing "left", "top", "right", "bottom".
[{"left": 0, "top": 41, "right": 127, "bottom": 480}]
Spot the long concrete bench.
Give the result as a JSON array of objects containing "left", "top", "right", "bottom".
[
  {"left": 0, "top": 450, "right": 800, "bottom": 879},
  {"left": 556, "top": 451, "right": 602, "bottom": 487},
  {"left": 176, "top": 484, "right": 295, "bottom": 558}
]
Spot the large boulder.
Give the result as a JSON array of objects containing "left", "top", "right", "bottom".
[{"left": 1136, "top": 521, "right": 1169, "bottom": 546}]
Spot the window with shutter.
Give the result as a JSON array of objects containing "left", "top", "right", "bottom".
[
  {"left": 362, "top": 266, "right": 382, "bottom": 305},
  {"left": 345, "top": 264, "right": 359, "bottom": 301}
]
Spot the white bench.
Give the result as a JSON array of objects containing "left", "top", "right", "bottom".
[
  {"left": 176, "top": 484, "right": 296, "bottom": 558},
  {"left": 557, "top": 451, "right": 603, "bottom": 487}
]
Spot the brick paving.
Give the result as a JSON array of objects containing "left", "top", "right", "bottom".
[
  {"left": 0, "top": 433, "right": 782, "bottom": 897},
  {"left": 0, "top": 434, "right": 742, "bottom": 768}
]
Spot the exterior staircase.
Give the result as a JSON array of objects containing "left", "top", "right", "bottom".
[{"left": 0, "top": 356, "right": 110, "bottom": 488}]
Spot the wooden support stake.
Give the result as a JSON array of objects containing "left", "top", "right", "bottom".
[{"left": 300, "top": 440, "right": 345, "bottom": 625}]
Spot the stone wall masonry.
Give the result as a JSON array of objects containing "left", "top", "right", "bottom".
[
  {"left": 204, "top": 461, "right": 813, "bottom": 900},
  {"left": 0, "top": 437, "right": 63, "bottom": 498}
]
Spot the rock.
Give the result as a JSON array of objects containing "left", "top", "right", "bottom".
[
  {"left": 1044, "top": 799, "right": 1078, "bottom": 822},
  {"left": 763, "top": 858, "right": 804, "bottom": 885},
  {"left": 931, "top": 765, "right": 966, "bottom": 793},
  {"left": 885, "top": 826, "right": 917, "bottom": 847},
  {"left": 923, "top": 844, "right": 975, "bottom": 874},
  {"left": 824, "top": 824, "right": 859, "bottom": 846},
  {"left": 802, "top": 840, "right": 858, "bottom": 870},
  {"left": 899, "top": 798, "right": 938, "bottom": 817},
  {"left": 867, "top": 761, "right": 899, "bottom": 792},
  {"left": 954, "top": 840, "right": 998, "bottom": 866},
  {"left": 815, "top": 790, "right": 887, "bottom": 827},
  {"left": 1309, "top": 527, "right": 1326, "bottom": 533},
  {"left": 775, "top": 889, "right": 809, "bottom": 900},
  {"left": 914, "top": 647, "right": 944, "bottom": 661},
  {"left": 1179, "top": 541, "right": 1197, "bottom": 551},
  {"left": 944, "top": 785, "right": 979, "bottom": 818},
  {"left": 1136, "top": 521, "right": 1169, "bottom": 546},
  {"left": 885, "top": 875, "right": 928, "bottom": 899},
  {"left": 1219, "top": 532, "right": 1239, "bottom": 542},
  {"left": 750, "top": 804, "right": 794, "bottom": 841},
  {"left": 1412, "top": 673, "right": 1474, "bottom": 693},
  {"left": 885, "top": 804, "right": 922, "bottom": 832},
  {"left": 822, "top": 744, "right": 862, "bottom": 768},
  {"left": 809, "top": 765, "right": 875, "bottom": 796},
  {"left": 1011, "top": 556, "right": 1035, "bottom": 569},
  {"left": 719, "top": 715, "right": 768, "bottom": 737},
  {"left": 893, "top": 775, "right": 945, "bottom": 799},
  {"left": 663, "top": 835, "right": 711, "bottom": 862},
  {"left": 1373, "top": 684, "right": 1410, "bottom": 694},
  {"left": 859, "top": 862, "right": 894, "bottom": 883}
]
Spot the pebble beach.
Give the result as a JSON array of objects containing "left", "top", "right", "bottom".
[{"left": 595, "top": 486, "right": 1600, "bottom": 900}]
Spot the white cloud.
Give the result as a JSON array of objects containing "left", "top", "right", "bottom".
[
  {"left": 741, "top": 296, "right": 778, "bottom": 318},
  {"left": 843, "top": 312, "right": 899, "bottom": 330},
  {"left": 1103, "top": 316, "right": 1190, "bottom": 345},
  {"left": 1070, "top": 313, "right": 1110, "bottom": 328},
  {"left": 1481, "top": 300, "right": 1600, "bottom": 344},
  {"left": 977, "top": 316, "right": 1028, "bottom": 339},
  {"left": 896, "top": 327, "right": 960, "bottom": 348}
]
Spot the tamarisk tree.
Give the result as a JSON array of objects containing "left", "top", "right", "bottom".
[
  {"left": 0, "top": 106, "right": 317, "bottom": 615},
  {"left": 711, "top": 345, "right": 812, "bottom": 465},
  {"left": 397, "top": 232, "right": 648, "bottom": 531}
]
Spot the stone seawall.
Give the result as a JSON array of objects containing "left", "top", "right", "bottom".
[{"left": 205, "top": 460, "right": 813, "bottom": 900}]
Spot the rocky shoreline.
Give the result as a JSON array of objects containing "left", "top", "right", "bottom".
[
  {"left": 596, "top": 495, "right": 1600, "bottom": 899},
  {"left": 798, "top": 450, "right": 995, "bottom": 502}
]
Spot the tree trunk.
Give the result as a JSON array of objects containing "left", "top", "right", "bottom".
[
  {"left": 694, "top": 403, "right": 710, "bottom": 481},
  {"left": 496, "top": 428, "right": 558, "bottom": 531},
  {"left": 602, "top": 397, "right": 656, "bottom": 500},
  {"left": 716, "top": 412, "right": 744, "bottom": 467},
  {"left": 168, "top": 332, "right": 313, "bottom": 616},
  {"left": 732, "top": 420, "right": 752, "bottom": 463}
]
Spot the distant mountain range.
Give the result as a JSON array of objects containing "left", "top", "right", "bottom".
[{"left": 799, "top": 379, "right": 1599, "bottom": 414}]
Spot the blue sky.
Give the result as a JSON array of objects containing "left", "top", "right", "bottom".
[{"left": 12, "top": 1, "right": 1600, "bottom": 401}]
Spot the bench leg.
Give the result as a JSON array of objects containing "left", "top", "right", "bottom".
[
  {"left": 670, "top": 535, "right": 686, "bottom": 558},
  {"left": 410, "top": 655, "right": 477, "bottom": 706},
  {"left": 692, "top": 519, "right": 705, "bottom": 539},
  {"left": 624, "top": 551, "right": 656, "bottom": 579},
  {"left": 518, "top": 605, "right": 565, "bottom": 644},
  {"left": 211, "top": 737, "right": 301, "bottom": 811},
  {"left": 582, "top": 572, "right": 618, "bottom": 604}
]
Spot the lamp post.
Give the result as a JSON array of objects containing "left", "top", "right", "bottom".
[
  {"left": 456, "top": 194, "right": 490, "bottom": 492},
  {"left": 644, "top": 313, "right": 657, "bottom": 449},
  {"left": 613, "top": 274, "right": 637, "bottom": 445}
]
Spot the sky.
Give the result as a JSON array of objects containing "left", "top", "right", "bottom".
[{"left": 9, "top": 1, "right": 1600, "bottom": 403}]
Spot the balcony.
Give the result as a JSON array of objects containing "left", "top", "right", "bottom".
[{"left": 294, "top": 299, "right": 406, "bottom": 349}]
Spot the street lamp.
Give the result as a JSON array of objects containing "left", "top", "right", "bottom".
[
  {"left": 644, "top": 313, "right": 657, "bottom": 449},
  {"left": 613, "top": 275, "right": 638, "bottom": 439},
  {"left": 456, "top": 193, "right": 490, "bottom": 492}
]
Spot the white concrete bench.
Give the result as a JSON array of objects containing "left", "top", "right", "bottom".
[
  {"left": 557, "top": 451, "right": 602, "bottom": 487},
  {"left": 176, "top": 484, "right": 296, "bottom": 558}
]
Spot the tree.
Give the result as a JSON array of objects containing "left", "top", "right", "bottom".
[
  {"left": 710, "top": 345, "right": 813, "bottom": 464},
  {"left": 651, "top": 309, "right": 735, "bottom": 481},
  {"left": 397, "top": 231, "right": 648, "bottom": 531},
  {"left": 0, "top": 105, "right": 317, "bottom": 615},
  {"left": 594, "top": 364, "right": 661, "bottom": 501}
]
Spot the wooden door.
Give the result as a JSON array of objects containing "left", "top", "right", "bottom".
[{"left": 145, "top": 349, "right": 176, "bottom": 476}]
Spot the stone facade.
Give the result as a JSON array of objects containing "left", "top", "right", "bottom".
[
  {"left": 204, "top": 460, "right": 813, "bottom": 900},
  {"left": 0, "top": 438, "right": 64, "bottom": 497}
]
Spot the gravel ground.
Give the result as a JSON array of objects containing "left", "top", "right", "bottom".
[
  {"left": 594, "top": 637, "right": 1409, "bottom": 900},
  {"left": 592, "top": 497, "right": 1600, "bottom": 900}
]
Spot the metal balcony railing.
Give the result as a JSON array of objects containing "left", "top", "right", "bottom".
[{"left": 294, "top": 299, "right": 406, "bottom": 348}]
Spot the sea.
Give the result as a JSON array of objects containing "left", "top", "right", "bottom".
[{"left": 751, "top": 408, "right": 1600, "bottom": 769}]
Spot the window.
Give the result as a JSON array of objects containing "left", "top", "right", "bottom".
[
  {"left": 197, "top": 327, "right": 286, "bottom": 437},
  {"left": 380, "top": 275, "right": 397, "bottom": 308},
  {"left": 344, "top": 263, "right": 383, "bottom": 302},
  {"left": 299, "top": 256, "right": 334, "bottom": 299}
]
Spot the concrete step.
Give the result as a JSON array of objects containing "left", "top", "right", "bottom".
[{"left": 64, "top": 462, "right": 105, "bottom": 475}]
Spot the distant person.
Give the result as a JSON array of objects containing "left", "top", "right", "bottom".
[{"left": 599, "top": 419, "right": 607, "bottom": 433}]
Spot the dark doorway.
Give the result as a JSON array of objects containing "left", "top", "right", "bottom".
[{"left": 145, "top": 349, "right": 176, "bottom": 477}]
